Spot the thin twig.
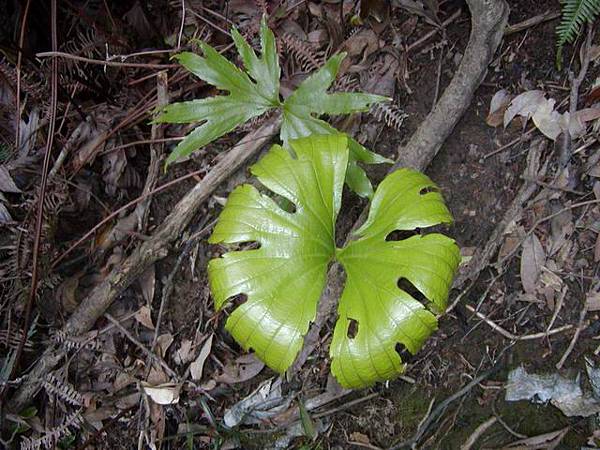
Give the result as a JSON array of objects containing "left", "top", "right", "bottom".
[
  {"left": 9, "top": 0, "right": 58, "bottom": 386},
  {"left": 35, "top": 52, "right": 178, "bottom": 69},
  {"left": 104, "top": 313, "right": 179, "bottom": 380},
  {"left": 388, "top": 365, "right": 502, "bottom": 450},
  {"left": 460, "top": 416, "right": 497, "bottom": 450},
  {"left": 464, "top": 304, "right": 573, "bottom": 341},
  {"left": 15, "top": 0, "right": 32, "bottom": 151},
  {"left": 555, "top": 300, "right": 589, "bottom": 369}
]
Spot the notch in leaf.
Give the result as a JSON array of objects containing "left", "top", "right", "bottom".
[{"left": 208, "top": 134, "right": 460, "bottom": 388}]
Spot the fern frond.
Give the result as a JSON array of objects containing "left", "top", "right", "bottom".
[
  {"left": 280, "top": 32, "right": 325, "bottom": 72},
  {"left": 556, "top": 0, "right": 600, "bottom": 67},
  {"left": 43, "top": 373, "right": 83, "bottom": 406},
  {"left": 370, "top": 103, "right": 408, "bottom": 131},
  {"left": 20, "top": 410, "right": 83, "bottom": 450}
]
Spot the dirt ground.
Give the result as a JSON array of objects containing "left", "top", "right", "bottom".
[{"left": 1, "top": 0, "right": 600, "bottom": 449}]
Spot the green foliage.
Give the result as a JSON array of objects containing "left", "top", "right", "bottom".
[
  {"left": 208, "top": 134, "right": 460, "bottom": 388},
  {"left": 156, "top": 17, "right": 389, "bottom": 197},
  {"left": 556, "top": 0, "right": 600, "bottom": 67}
]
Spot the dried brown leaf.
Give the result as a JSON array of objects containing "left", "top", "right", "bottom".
[
  {"left": 190, "top": 334, "right": 213, "bottom": 381},
  {"left": 134, "top": 305, "right": 155, "bottom": 330},
  {"left": 520, "top": 234, "right": 546, "bottom": 294},
  {"left": 486, "top": 89, "right": 512, "bottom": 127},
  {"left": 0, "top": 166, "right": 21, "bottom": 193},
  {"left": 215, "top": 353, "right": 265, "bottom": 384}
]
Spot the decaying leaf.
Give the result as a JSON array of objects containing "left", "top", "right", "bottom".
[
  {"left": 520, "top": 234, "right": 546, "bottom": 294},
  {"left": 190, "top": 334, "right": 213, "bottom": 381},
  {"left": 223, "top": 378, "right": 291, "bottom": 427},
  {"left": 0, "top": 166, "right": 21, "bottom": 193},
  {"left": 134, "top": 305, "right": 155, "bottom": 330},
  {"left": 486, "top": 89, "right": 512, "bottom": 127},
  {"left": 142, "top": 382, "right": 180, "bottom": 405},
  {"left": 215, "top": 353, "right": 265, "bottom": 384},
  {"left": 506, "top": 366, "right": 600, "bottom": 417},
  {"left": 586, "top": 290, "right": 600, "bottom": 312},
  {"left": 504, "top": 90, "right": 545, "bottom": 127}
]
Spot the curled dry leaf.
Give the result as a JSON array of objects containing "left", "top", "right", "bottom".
[
  {"left": 190, "top": 334, "right": 213, "bottom": 381},
  {"left": 486, "top": 89, "right": 512, "bottom": 127},
  {"left": 138, "top": 265, "right": 156, "bottom": 305},
  {"left": 504, "top": 90, "right": 545, "bottom": 127},
  {"left": 520, "top": 234, "right": 546, "bottom": 294},
  {"left": 141, "top": 382, "right": 180, "bottom": 405},
  {"left": 134, "top": 305, "right": 155, "bottom": 330}
]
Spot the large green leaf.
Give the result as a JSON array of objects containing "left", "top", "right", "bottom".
[
  {"left": 208, "top": 134, "right": 460, "bottom": 387},
  {"left": 332, "top": 170, "right": 461, "bottom": 387},
  {"left": 156, "top": 17, "right": 280, "bottom": 166},
  {"left": 208, "top": 134, "right": 347, "bottom": 372}
]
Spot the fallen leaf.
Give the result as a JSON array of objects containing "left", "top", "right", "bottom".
[
  {"left": 156, "top": 333, "right": 174, "bottom": 358},
  {"left": 520, "top": 234, "right": 546, "bottom": 294},
  {"left": 594, "top": 233, "right": 600, "bottom": 263},
  {"left": 190, "top": 334, "right": 213, "bottom": 381},
  {"left": 504, "top": 90, "right": 545, "bottom": 128},
  {"left": 0, "top": 200, "right": 12, "bottom": 223},
  {"left": 532, "top": 98, "right": 563, "bottom": 140},
  {"left": 216, "top": 353, "right": 265, "bottom": 384},
  {"left": 0, "top": 166, "right": 21, "bottom": 193},
  {"left": 174, "top": 339, "right": 194, "bottom": 366},
  {"left": 350, "top": 432, "right": 371, "bottom": 444},
  {"left": 141, "top": 382, "right": 180, "bottom": 405},
  {"left": 134, "top": 305, "right": 155, "bottom": 330},
  {"left": 138, "top": 265, "right": 155, "bottom": 305},
  {"left": 586, "top": 291, "right": 600, "bottom": 311},
  {"left": 486, "top": 89, "right": 512, "bottom": 127}
]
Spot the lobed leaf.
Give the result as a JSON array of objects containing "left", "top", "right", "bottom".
[
  {"left": 208, "top": 135, "right": 460, "bottom": 388},
  {"left": 208, "top": 134, "right": 348, "bottom": 372},
  {"left": 157, "top": 17, "right": 280, "bottom": 166}
]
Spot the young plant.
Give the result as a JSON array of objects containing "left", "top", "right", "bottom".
[
  {"left": 155, "top": 17, "right": 390, "bottom": 197},
  {"left": 208, "top": 134, "right": 460, "bottom": 388}
]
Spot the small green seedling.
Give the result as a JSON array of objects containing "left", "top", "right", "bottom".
[
  {"left": 208, "top": 134, "right": 460, "bottom": 388},
  {"left": 155, "top": 17, "right": 390, "bottom": 197}
]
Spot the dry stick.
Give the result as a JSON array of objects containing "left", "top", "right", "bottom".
[
  {"left": 504, "top": 10, "right": 560, "bottom": 35},
  {"left": 464, "top": 304, "right": 572, "bottom": 340},
  {"left": 460, "top": 416, "right": 498, "bottom": 450},
  {"left": 388, "top": 364, "right": 502, "bottom": 450},
  {"left": 289, "top": 0, "right": 510, "bottom": 377},
  {"left": 9, "top": 116, "right": 281, "bottom": 412},
  {"left": 555, "top": 300, "right": 589, "bottom": 369},
  {"left": 6, "top": 0, "right": 58, "bottom": 392},
  {"left": 35, "top": 52, "right": 178, "bottom": 69},
  {"left": 561, "top": 27, "right": 593, "bottom": 166}
]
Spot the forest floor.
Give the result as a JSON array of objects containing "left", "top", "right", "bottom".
[{"left": 1, "top": 0, "right": 600, "bottom": 449}]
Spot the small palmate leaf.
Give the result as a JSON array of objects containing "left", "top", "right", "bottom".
[
  {"left": 208, "top": 134, "right": 460, "bottom": 388},
  {"left": 156, "top": 17, "right": 280, "bottom": 166},
  {"left": 208, "top": 134, "right": 347, "bottom": 372}
]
